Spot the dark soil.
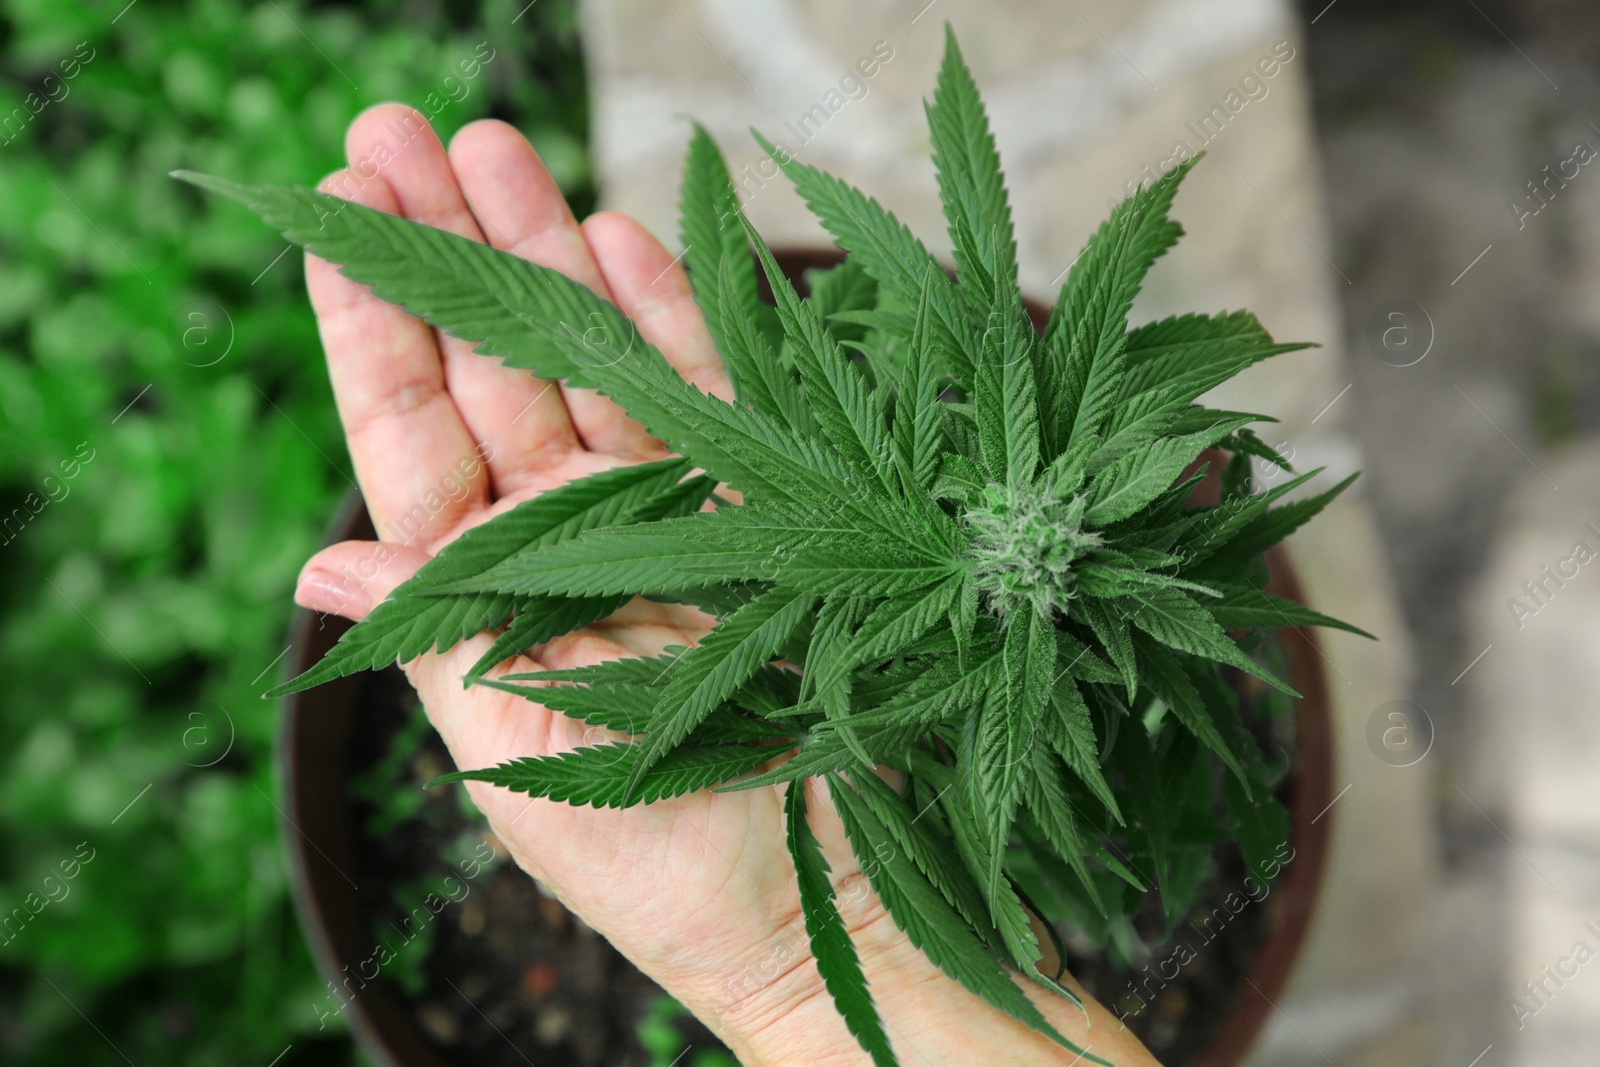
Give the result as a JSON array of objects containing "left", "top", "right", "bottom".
[
  {"left": 1062, "top": 669, "right": 1293, "bottom": 1066},
  {"left": 1062, "top": 844, "right": 1269, "bottom": 1064}
]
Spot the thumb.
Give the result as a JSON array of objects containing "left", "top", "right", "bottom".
[{"left": 293, "top": 539, "right": 431, "bottom": 621}]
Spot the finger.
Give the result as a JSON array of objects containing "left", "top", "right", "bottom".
[
  {"left": 444, "top": 118, "right": 630, "bottom": 492},
  {"left": 293, "top": 539, "right": 431, "bottom": 620},
  {"left": 344, "top": 105, "right": 583, "bottom": 494},
  {"left": 581, "top": 211, "right": 736, "bottom": 406},
  {"left": 306, "top": 171, "right": 488, "bottom": 546},
  {"left": 292, "top": 540, "right": 575, "bottom": 809},
  {"left": 442, "top": 126, "right": 663, "bottom": 462},
  {"left": 292, "top": 537, "right": 630, "bottom": 761}
]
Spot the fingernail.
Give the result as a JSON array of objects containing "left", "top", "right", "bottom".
[{"left": 296, "top": 568, "right": 372, "bottom": 618}]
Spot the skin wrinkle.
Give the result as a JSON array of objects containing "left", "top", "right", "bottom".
[
  {"left": 401, "top": 198, "right": 477, "bottom": 238},
  {"left": 717, "top": 864, "right": 911, "bottom": 1063},
  {"left": 314, "top": 308, "right": 458, "bottom": 434},
  {"left": 488, "top": 449, "right": 626, "bottom": 508},
  {"left": 502, "top": 224, "right": 597, "bottom": 279},
  {"left": 342, "top": 380, "right": 457, "bottom": 442},
  {"left": 679, "top": 852, "right": 756, "bottom": 940},
  {"left": 441, "top": 665, "right": 547, "bottom": 754},
  {"left": 576, "top": 797, "right": 772, "bottom": 988},
  {"left": 731, "top": 957, "right": 838, "bottom": 1054},
  {"left": 490, "top": 399, "right": 582, "bottom": 477},
  {"left": 380, "top": 590, "right": 852, "bottom": 1038}
]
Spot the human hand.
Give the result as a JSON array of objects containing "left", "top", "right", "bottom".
[{"left": 292, "top": 103, "right": 1158, "bottom": 1067}]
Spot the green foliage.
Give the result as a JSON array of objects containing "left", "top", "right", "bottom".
[
  {"left": 429, "top": 743, "right": 777, "bottom": 809},
  {"left": 634, "top": 993, "right": 739, "bottom": 1067},
  {"left": 784, "top": 781, "right": 894, "bottom": 1066},
  {"left": 190, "top": 23, "right": 1368, "bottom": 1066},
  {"left": 0, "top": 0, "right": 589, "bottom": 1063},
  {"left": 268, "top": 458, "right": 711, "bottom": 694}
]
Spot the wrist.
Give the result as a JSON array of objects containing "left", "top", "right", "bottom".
[
  {"left": 672, "top": 873, "right": 1113, "bottom": 1067},
  {"left": 675, "top": 888, "right": 1159, "bottom": 1067},
  {"left": 674, "top": 871, "right": 891, "bottom": 1066}
]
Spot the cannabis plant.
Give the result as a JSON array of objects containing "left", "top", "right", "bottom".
[{"left": 180, "top": 27, "right": 1364, "bottom": 1066}]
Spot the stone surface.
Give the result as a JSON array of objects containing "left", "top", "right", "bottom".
[
  {"left": 1302, "top": 9, "right": 1600, "bottom": 1061},
  {"left": 1456, "top": 442, "right": 1600, "bottom": 1065}
]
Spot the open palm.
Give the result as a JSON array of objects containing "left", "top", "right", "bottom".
[
  {"left": 294, "top": 104, "right": 1151, "bottom": 1066},
  {"left": 294, "top": 102, "right": 885, "bottom": 1044}
]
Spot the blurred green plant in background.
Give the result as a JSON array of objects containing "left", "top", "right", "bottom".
[
  {"left": 635, "top": 994, "right": 738, "bottom": 1067},
  {"left": 0, "top": 0, "right": 590, "bottom": 1061}
]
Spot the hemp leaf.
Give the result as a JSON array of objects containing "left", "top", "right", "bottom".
[{"left": 180, "top": 23, "right": 1371, "bottom": 1067}]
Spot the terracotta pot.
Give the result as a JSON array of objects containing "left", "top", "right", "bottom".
[
  {"left": 276, "top": 250, "right": 1333, "bottom": 1066},
  {"left": 1192, "top": 543, "right": 1333, "bottom": 1065}
]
